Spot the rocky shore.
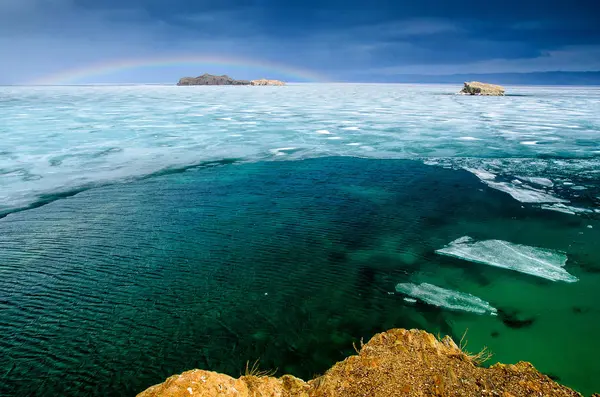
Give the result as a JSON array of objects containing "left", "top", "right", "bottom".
[
  {"left": 177, "top": 74, "right": 285, "bottom": 86},
  {"left": 138, "top": 328, "right": 593, "bottom": 397}
]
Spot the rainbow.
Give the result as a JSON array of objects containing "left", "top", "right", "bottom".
[{"left": 29, "top": 55, "right": 327, "bottom": 85}]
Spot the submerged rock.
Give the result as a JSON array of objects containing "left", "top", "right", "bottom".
[
  {"left": 250, "top": 79, "right": 286, "bottom": 86},
  {"left": 137, "top": 328, "right": 586, "bottom": 397},
  {"left": 177, "top": 74, "right": 250, "bottom": 86},
  {"left": 459, "top": 81, "right": 506, "bottom": 96}
]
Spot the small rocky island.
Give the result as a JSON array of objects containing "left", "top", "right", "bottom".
[
  {"left": 177, "top": 74, "right": 285, "bottom": 86},
  {"left": 137, "top": 328, "right": 592, "bottom": 397},
  {"left": 459, "top": 81, "right": 505, "bottom": 96}
]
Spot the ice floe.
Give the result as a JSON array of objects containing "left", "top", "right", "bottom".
[
  {"left": 269, "top": 147, "right": 297, "bottom": 156},
  {"left": 464, "top": 168, "right": 566, "bottom": 203},
  {"left": 541, "top": 204, "right": 596, "bottom": 216},
  {"left": 395, "top": 282, "right": 497, "bottom": 315},
  {"left": 516, "top": 176, "right": 554, "bottom": 188},
  {"left": 436, "top": 236, "right": 578, "bottom": 283},
  {"left": 484, "top": 181, "right": 567, "bottom": 203},
  {"left": 464, "top": 168, "right": 496, "bottom": 181}
]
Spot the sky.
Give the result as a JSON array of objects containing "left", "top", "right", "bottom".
[{"left": 1, "top": 0, "right": 600, "bottom": 84}]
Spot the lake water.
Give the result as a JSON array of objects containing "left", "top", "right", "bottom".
[{"left": 1, "top": 84, "right": 599, "bottom": 395}]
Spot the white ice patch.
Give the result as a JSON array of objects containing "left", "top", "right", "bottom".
[
  {"left": 516, "top": 176, "right": 554, "bottom": 188},
  {"left": 484, "top": 181, "right": 567, "bottom": 203},
  {"left": 326, "top": 136, "right": 342, "bottom": 140},
  {"left": 395, "top": 282, "right": 497, "bottom": 315},
  {"left": 464, "top": 168, "right": 496, "bottom": 181},
  {"left": 458, "top": 136, "right": 481, "bottom": 141},
  {"left": 465, "top": 168, "right": 565, "bottom": 203},
  {"left": 341, "top": 126, "right": 360, "bottom": 131},
  {"left": 520, "top": 141, "right": 538, "bottom": 145},
  {"left": 316, "top": 130, "right": 332, "bottom": 134},
  {"left": 269, "top": 147, "right": 297, "bottom": 156},
  {"left": 541, "top": 204, "right": 595, "bottom": 216},
  {"left": 436, "top": 236, "right": 577, "bottom": 283}
]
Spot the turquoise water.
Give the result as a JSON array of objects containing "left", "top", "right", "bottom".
[{"left": 1, "top": 85, "right": 599, "bottom": 395}]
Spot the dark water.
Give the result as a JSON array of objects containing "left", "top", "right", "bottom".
[{"left": 1, "top": 157, "right": 599, "bottom": 396}]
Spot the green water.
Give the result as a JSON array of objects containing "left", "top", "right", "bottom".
[{"left": 1, "top": 157, "right": 599, "bottom": 396}]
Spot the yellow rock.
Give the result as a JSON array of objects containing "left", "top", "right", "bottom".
[
  {"left": 459, "top": 81, "right": 505, "bottom": 96},
  {"left": 137, "top": 328, "right": 586, "bottom": 397}
]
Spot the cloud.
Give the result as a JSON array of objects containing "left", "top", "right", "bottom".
[
  {"left": 0, "top": 0, "right": 599, "bottom": 83},
  {"left": 365, "top": 45, "right": 600, "bottom": 75}
]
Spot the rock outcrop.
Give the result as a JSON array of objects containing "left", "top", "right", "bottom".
[
  {"left": 177, "top": 74, "right": 250, "bottom": 86},
  {"left": 250, "top": 79, "right": 286, "bottom": 86},
  {"left": 138, "top": 328, "right": 588, "bottom": 397},
  {"left": 459, "top": 81, "right": 505, "bottom": 96}
]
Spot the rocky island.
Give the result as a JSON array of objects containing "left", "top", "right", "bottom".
[
  {"left": 250, "top": 79, "right": 285, "bottom": 86},
  {"left": 177, "top": 74, "right": 285, "bottom": 86},
  {"left": 138, "top": 328, "right": 594, "bottom": 397},
  {"left": 459, "top": 81, "right": 505, "bottom": 96}
]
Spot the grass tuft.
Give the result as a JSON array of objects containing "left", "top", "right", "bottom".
[
  {"left": 243, "top": 359, "right": 278, "bottom": 377},
  {"left": 458, "top": 329, "right": 493, "bottom": 365}
]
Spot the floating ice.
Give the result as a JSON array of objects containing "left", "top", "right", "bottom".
[
  {"left": 269, "top": 147, "right": 297, "bottom": 156},
  {"left": 541, "top": 204, "right": 595, "bottom": 216},
  {"left": 395, "top": 282, "right": 497, "bottom": 315},
  {"left": 465, "top": 169, "right": 565, "bottom": 203},
  {"left": 541, "top": 204, "right": 576, "bottom": 215},
  {"left": 436, "top": 236, "right": 577, "bottom": 283},
  {"left": 464, "top": 168, "right": 496, "bottom": 181},
  {"left": 485, "top": 181, "right": 566, "bottom": 203},
  {"left": 516, "top": 176, "right": 554, "bottom": 188},
  {"left": 316, "top": 130, "right": 332, "bottom": 134},
  {"left": 2, "top": 85, "right": 600, "bottom": 217}
]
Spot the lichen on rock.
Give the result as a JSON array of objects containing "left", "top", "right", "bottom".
[{"left": 138, "top": 328, "right": 588, "bottom": 397}]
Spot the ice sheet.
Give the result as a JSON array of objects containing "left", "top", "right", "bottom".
[
  {"left": 484, "top": 181, "right": 567, "bottom": 203},
  {"left": 436, "top": 236, "right": 577, "bottom": 282},
  {"left": 465, "top": 168, "right": 566, "bottom": 203},
  {"left": 541, "top": 203, "right": 596, "bottom": 215},
  {"left": 395, "top": 282, "right": 497, "bottom": 315},
  {"left": 516, "top": 176, "right": 554, "bottom": 187}
]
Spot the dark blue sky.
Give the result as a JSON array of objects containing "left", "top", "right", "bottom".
[{"left": 1, "top": 0, "right": 599, "bottom": 83}]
